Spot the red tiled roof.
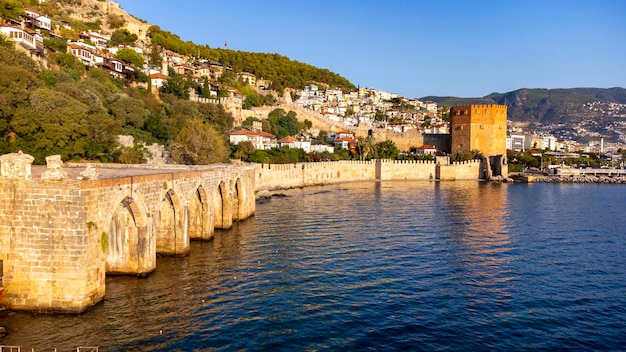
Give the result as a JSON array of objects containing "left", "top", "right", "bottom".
[
  {"left": 150, "top": 73, "right": 169, "bottom": 80},
  {"left": 278, "top": 136, "right": 296, "bottom": 143},
  {"left": 416, "top": 145, "right": 437, "bottom": 150},
  {"left": 230, "top": 129, "right": 276, "bottom": 139}
]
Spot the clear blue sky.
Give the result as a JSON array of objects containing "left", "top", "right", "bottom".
[{"left": 115, "top": 0, "right": 625, "bottom": 99}]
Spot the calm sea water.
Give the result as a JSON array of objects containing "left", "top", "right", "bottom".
[{"left": 1, "top": 181, "right": 625, "bottom": 351}]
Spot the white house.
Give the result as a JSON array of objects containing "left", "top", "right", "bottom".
[
  {"left": 150, "top": 73, "right": 169, "bottom": 89},
  {"left": 277, "top": 136, "right": 311, "bottom": 152},
  {"left": 68, "top": 41, "right": 102, "bottom": 66},
  {"left": 0, "top": 25, "right": 44, "bottom": 53},
  {"left": 24, "top": 9, "right": 51, "bottom": 31},
  {"left": 414, "top": 145, "right": 437, "bottom": 155},
  {"left": 229, "top": 129, "right": 277, "bottom": 150}
]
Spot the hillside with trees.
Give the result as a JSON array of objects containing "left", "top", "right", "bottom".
[
  {"left": 0, "top": 46, "right": 233, "bottom": 164},
  {"left": 0, "top": 0, "right": 360, "bottom": 165},
  {"left": 147, "top": 26, "right": 355, "bottom": 93}
]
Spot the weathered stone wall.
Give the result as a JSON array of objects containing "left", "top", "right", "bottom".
[
  {"left": 0, "top": 154, "right": 256, "bottom": 313},
  {"left": 378, "top": 160, "right": 437, "bottom": 180},
  {"left": 437, "top": 160, "right": 482, "bottom": 181},
  {"left": 255, "top": 159, "right": 480, "bottom": 190},
  {"left": 0, "top": 179, "right": 106, "bottom": 313}
]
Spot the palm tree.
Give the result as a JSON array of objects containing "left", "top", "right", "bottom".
[{"left": 358, "top": 135, "right": 376, "bottom": 161}]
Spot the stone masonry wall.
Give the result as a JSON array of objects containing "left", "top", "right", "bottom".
[
  {"left": 0, "top": 179, "right": 105, "bottom": 313},
  {"left": 255, "top": 159, "right": 480, "bottom": 191},
  {"left": 0, "top": 154, "right": 256, "bottom": 313}
]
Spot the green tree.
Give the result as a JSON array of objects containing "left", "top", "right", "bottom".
[
  {"left": 169, "top": 118, "right": 229, "bottom": 164},
  {"left": 108, "top": 94, "right": 149, "bottom": 139},
  {"left": 267, "top": 108, "right": 302, "bottom": 138},
  {"left": 118, "top": 145, "right": 149, "bottom": 164},
  {"left": 147, "top": 42, "right": 163, "bottom": 68},
  {"left": 109, "top": 29, "right": 138, "bottom": 47},
  {"left": 0, "top": 0, "right": 24, "bottom": 20},
  {"left": 160, "top": 69, "right": 190, "bottom": 100},
  {"left": 0, "top": 33, "right": 13, "bottom": 49},
  {"left": 375, "top": 140, "right": 399, "bottom": 159},
  {"left": 115, "top": 48, "right": 144, "bottom": 68},
  {"left": 48, "top": 52, "right": 85, "bottom": 79},
  {"left": 242, "top": 116, "right": 261, "bottom": 129},
  {"left": 357, "top": 135, "right": 376, "bottom": 161},
  {"left": 43, "top": 38, "right": 67, "bottom": 53},
  {"left": 10, "top": 87, "right": 90, "bottom": 163},
  {"left": 233, "top": 140, "right": 255, "bottom": 160}
]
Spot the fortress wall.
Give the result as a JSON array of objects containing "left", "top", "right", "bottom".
[
  {"left": 255, "top": 159, "right": 476, "bottom": 190},
  {"left": 255, "top": 160, "right": 377, "bottom": 191},
  {"left": 379, "top": 160, "right": 437, "bottom": 180},
  {"left": 0, "top": 179, "right": 105, "bottom": 313},
  {"left": 303, "top": 160, "right": 376, "bottom": 186},
  {"left": 438, "top": 160, "right": 482, "bottom": 180}
]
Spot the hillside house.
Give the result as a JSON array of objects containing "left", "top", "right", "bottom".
[
  {"left": 230, "top": 129, "right": 277, "bottom": 150},
  {"left": 0, "top": 24, "right": 44, "bottom": 55},
  {"left": 236, "top": 72, "right": 256, "bottom": 86},
  {"left": 79, "top": 31, "right": 110, "bottom": 48},
  {"left": 414, "top": 145, "right": 437, "bottom": 155},
  {"left": 172, "top": 62, "right": 195, "bottom": 76},
  {"left": 277, "top": 136, "right": 311, "bottom": 152},
  {"left": 98, "top": 57, "right": 135, "bottom": 80},
  {"left": 23, "top": 9, "right": 51, "bottom": 31},
  {"left": 68, "top": 41, "right": 101, "bottom": 66},
  {"left": 150, "top": 73, "right": 169, "bottom": 89}
]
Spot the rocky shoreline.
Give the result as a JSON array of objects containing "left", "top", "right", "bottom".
[{"left": 512, "top": 174, "right": 626, "bottom": 184}]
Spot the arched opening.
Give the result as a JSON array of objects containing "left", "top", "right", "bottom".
[
  {"left": 107, "top": 197, "right": 140, "bottom": 274},
  {"left": 189, "top": 185, "right": 212, "bottom": 241},
  {"left": 157, "top": 189, "right": 189, "bottom": 256}
]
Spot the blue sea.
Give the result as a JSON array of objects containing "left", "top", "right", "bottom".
[{"left": 2, "top": 181, "right": 625, "bottom": 351}]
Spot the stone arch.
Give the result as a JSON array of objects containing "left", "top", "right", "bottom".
[
  {"left": 213, "top": 181, "right": 232, "bottom": 229},
  {"left": 156, "top": 189, "right": 190, "bottom": 256},
  {"left": 189, "top": 185, "right": 213, "bottom": 241},
  {"left": 106, "top": 196, "right": 150, "bottom": 275}
]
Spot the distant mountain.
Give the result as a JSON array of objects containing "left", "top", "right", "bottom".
[
  {"left": 422, "top": 88, "right": 626, "bottom": 144},
  {"left": 422, "top": 87, "right": 626, "bottom": 124}
]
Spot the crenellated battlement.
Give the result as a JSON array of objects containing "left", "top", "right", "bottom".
[{"left": 255, "top": 157, "right": 486, "bottom": 190}]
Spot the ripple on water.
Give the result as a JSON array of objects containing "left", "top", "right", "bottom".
[{"left": 1, "top": 182, "right": 625, "bottom": 351}]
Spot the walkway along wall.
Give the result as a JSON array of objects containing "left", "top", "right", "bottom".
[
  {"left": 0, "top": 153, "right": 255, "bottom": 313},
  {"left": 255, "top": 158, "right": 483, "bottom": 191}
]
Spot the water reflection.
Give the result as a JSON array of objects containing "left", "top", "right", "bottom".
[
  {"left": 1, "top": 182, "right": 624, "bottom": 351},
  {"left": 434, "top": 182, "right": 516, "bottom": 326}
]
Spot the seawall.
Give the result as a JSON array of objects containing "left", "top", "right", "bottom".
[{"left": 255, "top": 159, "right": 483, "bottom": 191}]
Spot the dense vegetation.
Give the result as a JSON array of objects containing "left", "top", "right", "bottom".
[
  {"left": 0, "top": 47, "right": 233, "bottom": 164},
  {"left": 148, "top": 26, "right": 355, "bottom": 93}
]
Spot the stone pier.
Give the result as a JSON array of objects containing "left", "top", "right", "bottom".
[{"left": 0, "top": 152, "right": 256, "bottom": 313}]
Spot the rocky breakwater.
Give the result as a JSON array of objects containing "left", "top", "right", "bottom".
[{"left": 524, "top": 175, "right": 626, "bottom": 184}]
